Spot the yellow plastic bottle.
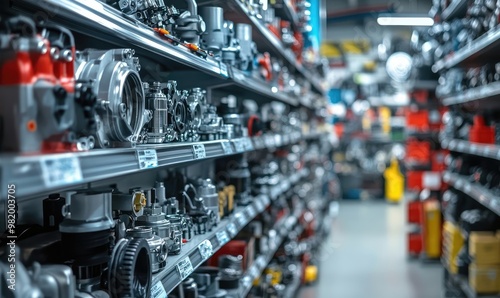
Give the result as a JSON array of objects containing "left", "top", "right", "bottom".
[{"left": 384, "top": 158, "right": 404, "bottom": 203}]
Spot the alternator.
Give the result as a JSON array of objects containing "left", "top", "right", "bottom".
[{"left": 75, "top": 49, "right": 151, "bottom": 148}]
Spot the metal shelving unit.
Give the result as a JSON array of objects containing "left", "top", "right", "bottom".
[
  {"left": 441, "top": 81, "right": 500, "bottom": 106},
  {"left": 237, "top": 203, "right": 305, "bottom": 298},
  {"left": 0, "top": 132, "right": 321, "bottom": 200},
  {"left": 441, "top": 138, "right": 500, "bottom": 161},
  {"left": 205, "top": 0, "right": 325, "bottom": 96},
  {"left": 433, "top": 27, "right": 500, "bottom": 72},
  {"left": 446, "top": 269, "right": 500, "bottom": 298},
  {"left": 443, "top": 171, "right": 500, "bottom": 216},
  {"left": 152, "top": 169, "right": 307, "bottom": 296},
  {"left": 441, "top": 0, "right": 468, "bottom": 21},
  {"left": 9, "top": 0, "right": 323, "bottom": 110}
]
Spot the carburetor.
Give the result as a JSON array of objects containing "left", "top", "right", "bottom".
[
  {"left": 182, "top": 87, "right": 204, "bottom": 142},
  {"left": 125, "top": 226, "right": 168, "bottom": 273}
]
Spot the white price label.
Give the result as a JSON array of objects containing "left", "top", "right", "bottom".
[
  {"left": 151, "top": 281, "right": 168, "bottom": 298},
  {"left": 220, "top": 63, "right": 229, "bottom": 78},
  {"left": 249, "top": 266, "right": 259, "bottom": 279},
  {"left": 176, "top": 257, "right": 194, "bottom": 279},
  {"left": 40, "top": 156, "right": 83, "bottom": 187},
  {"left": 192, "top": 144, "right": 206, "bottom": 159},
  {"left": 262, "top": 196, "right": 270, "bottom": 206},
  {"left": 233, "top": 139, "right": 245, "bottom": 152},
  {"left": 247, "top": 206, "right": 256, "bottom": 218},
  {"left": 137, "top": 149, "right": 158, "bottom": 169},
  {"left": 198, "top": 239, "right": 213, "bottom": 260},
  {"left": 244, "top": 138, "right": 254, "bottom": 150},
  {"left": 221, "top": 141, "right": 233, "bottom": 154},
  {"left": 216, "top": 230, "right": 230, "bottom": 246},
  {"left": 227, "top": 222, "right": 238, "bottom": 237},
  {"left": 255, "top": 199, "right": 264, "bottom": 212},
  {"left": 236, "top": 213, "right": 246, "bottom": 227}
]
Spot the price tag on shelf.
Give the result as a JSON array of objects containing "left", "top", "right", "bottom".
[
  {"left": 255, "top": 199, "right": 265, "bottom": 212},
  {"left": 137, "top": 149, "right": 158, "bottom": 169},
  {"left": 216, "top": 230, "right": 230, "bottom": 246},
  {"left": 249, "top": 266, "right": 259, "bottom": 279},
  {"left": 243, "top": 138, "right": 254, "bottom": 150},
  {"left": 151, "top": 281, "right": 168, "bottom": 298},
  {"left": 198, "top": 239, "right": 213, "bottom": 261},
  {"left": 220, "top": 63, "right": 229, "bottom": 78},
  {"left": 192, "top": 144, "right": 206, "bottom": 159},
  {"left": 262, "top": 196, "right": 270, "bottom": 206},
  {"left": 254, "top": 137, "right": 265, "bottom": 149},
  {"left": 247, "top": 206, "right": 256, "bottom": 218},
  {"left": 221, "top": 141, "right": 233, "bottom": 154},
  {"left": 176, "top": 257, "right": 194, "bottom": 280},
  {"left": 236, "top": 213, "right": 246, "bottom": 227},
  {"left": 227, "top": 222, "right": 238, "bottom": 237},
  {"left": 40, "top": 156, "right": 83, "bottom": 187},
  {"left": 232, "top": 139, "right": 245, "bottom": 153}
]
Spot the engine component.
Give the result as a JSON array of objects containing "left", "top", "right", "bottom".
[
  {"left": 251, "top": 161, "right": 281, "bottom": 195},
  {"left": 219, "top": 95, "right": 247, "bottom": 138},
  {"left": 112, "top": 188, "right": 147, "bottom": 217},
  {"left": 193, "top": 267, "right": 227, "bottom": 298},
  {"left": 142, "top": 82, "right": 169, "bottom": 143},
  {"left": 183, "top": 87, "right": 204, "bottom": 142},
  {"left": 173, "top": 1, "right": 206, "bottom": 45},
  {"left": 75, "top": 48, "right": 151, "bottom": 148},
  {"left": 43, "top": 193, "right": 66, "bottom": 231},
  {"left": 126, "top": 226, "right": 168, "bottom": 273},
  {"left": 235, "top": 23, "right": 257, "bottom": 71},
  {"left": 180, "top": 184, "right": 217, "bottom": 234},
  {"left": 199, "top": 7, "right": 225, "bottom": 55},
  {"left": 165, "top": 80, "right": 187, "bottom": 141},
  {"left": 198, "top": 105, "right": 223, "bottom": 141},
  {"left": 59, "top": 191, "right": 114, "bottom": 287},
  {"left": 219, "top": 124, "right": 235, "bottom": 140},
  {"left": 0, "top": 17, "right": 75, "bottom": 153},
  {"left": 182, "top": 277, "right": 199, "bottom": 298},
  {"left": 218, "top": 255, "right": 243, "bottom": 290},
  {"left": 197, "top": 179, "right": 221, "bottom": 223},
  {"left": 221, "top": 20, "right": 239, "bottom": 66},
  {"left": 228, "top": 155, "right": 252, "bottom": 206},
  {"left": 164, "top": 214, "right": 185, "bottom": 254},
  {"left": 108, "top": 237, "right": 152, "bottom": 298}
]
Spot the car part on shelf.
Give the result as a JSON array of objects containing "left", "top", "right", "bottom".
[
  {"left": 173, "top": 0, "right": 206, "bottom": 45},
  {"left": 180, "top": 184, "right": 217, "bottom": 235},
  {"left": 126, "top": 226, "right": 168, "bottom": 273},
  {"left": 252, "top": 161, "right": 281, "bottom": 195},
  {"left": 165, "top": 80, "right": 187, "bottom": 141},
  {"left": 221, "top": 20, "right": 239, "bottom": 67},
  {"left": 112, "top": 188, "right": 147, "bottom": 217},
  {"left": 108, "top": 237, "right": 151, "bottom": 298},
  {"left": 197, "top": 179, "right": 221, "bottom": 223},
  {"left": 0, "top": 17, "right": 75, "bottom": 153},
  {"left": 219, "top": 95, "right": 247, "bottom": 138},
  {"left": 227, "top": 155, "right": 252, "bottom": 206},
  {"left": 198, "top": 104, "right": 223, "bottom": 141},
  {"left": 199, "top": 6, "right": 225, "bottom": 55},
  {"left": 235, "top": 23, "right": 257, "bottom": 71},
  {"left": 43, "top": 193, "right": 66, "bottom": 231},
  {"left": 183, "top": 87, "right": 204, "bottom": 142},
  {"left": 59, "top": 191, "right": 114, "bottom": 290},
  {"left": 193, "top": 267, "right": 227, "bottom": 298},
  {"left": 142, "top": 82, "right": 169, "bottom": 143},
  {"left": 218, "top": 255, "right": 243, "bottom": 290},
  {"left": 75, "top": 48, "right": 151, "bottom": 148}
]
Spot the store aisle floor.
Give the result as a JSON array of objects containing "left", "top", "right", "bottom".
[{"left": 299, "top": 200, "right": 443, "bottom": 298}]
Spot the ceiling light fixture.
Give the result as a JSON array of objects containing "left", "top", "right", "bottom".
[{"left": 377, "top": 16, "right": 434, "bottom": 26}]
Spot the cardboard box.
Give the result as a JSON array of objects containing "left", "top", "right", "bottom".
[
  {"left": 469, "top": 264, "right": 500, "bottom": 294},
  {"left": 469, "top": 232, "right": 500, "bottom": 265}
]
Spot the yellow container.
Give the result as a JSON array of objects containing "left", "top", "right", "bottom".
[
  {"left": 469, "top": 264, "right": 500, "bottom": 294},
  {"left": 424, "top": 200, "right": 441, "bottom": 258},
  {"left": 443, "top": 221, "right": 464, "bottom": 274},
  {"left": 469, "top": 232, "right": 500, "bottom": 265},
  {"left": 384, "top": 159, "right": 404, "bottom": 203}
]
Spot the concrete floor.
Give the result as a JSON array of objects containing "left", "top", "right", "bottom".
[{"left": 299, "top": 200, "right": 443, "bottom": 298}]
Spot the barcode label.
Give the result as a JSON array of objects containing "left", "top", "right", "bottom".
[
  {"left": 216, "top": 230, "right": 230, "bottom": 246},
  {"left": 137, "top": 149, "right": 158, "bottom": 169},
  {"left": 40, "top": 156, "right": 83, "bottom": 187},
  {"left": 151, "top": 281, "right": 168, "bottom": 298},
  {"left": 233, "top": 139, "right": 245, "bottom": 153},
  {"left": 198, "top": 239, "right": 213, "bottom": 260},
  {"left": 192, "top": 144, "right": 206, "bottom": 159},
  {"left": 221, "top": 141, "right": 233, "bottom": 154},
  {"left": 176, "top": 257, "right": 194, "bottom": 279}
]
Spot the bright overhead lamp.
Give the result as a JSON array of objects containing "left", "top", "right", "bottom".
[{"left": 377, "top": 15, "right": 434, "bottom": 26}]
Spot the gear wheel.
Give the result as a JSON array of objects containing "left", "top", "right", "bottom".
[{"left": 108, "top": 238, "right": 152, "bottom": 298}]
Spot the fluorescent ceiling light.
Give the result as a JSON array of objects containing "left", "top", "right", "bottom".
[{"left": 377, "top": 16, "right": 434, "bottom": 26}]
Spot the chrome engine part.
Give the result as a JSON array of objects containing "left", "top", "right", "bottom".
[
  {"left": 126, "top": 226, "right": 168, "bottom": 273},
  {"left": 75, "top": 48, "right": 151, "bottom": 148},
  {"left": 182, "top": 87, "right": 204, "bottom": 142},
  {"left": 197, "top": 179, "right": 220, "bottom": 223},
  {"left": 112, "top": 188, "right": 147, "bottom": 217},
  {"left": 235, "top": 23, "right": 257, "bottom": 71},
  {"left": 142, "top": 82, "right": 169, "bottom": 143},
  {"left": 199, "top": 6, "right": 225, "bottom": 54}
]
